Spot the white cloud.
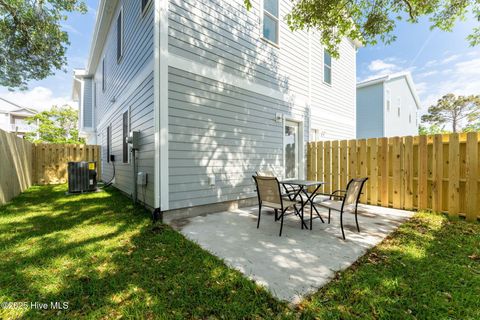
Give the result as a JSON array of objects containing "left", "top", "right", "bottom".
[
  {"left": 415, "top": 82, "right": 427, "bottom": 95},
  {"left": 0, "top": 87, "right": 76, "bottom": 112},
  {"left": 419, "top": 57, "right": 480, "bottom": 115},
  {"left": 368, "top": 59, "right": 398, "bottom": 72},
  {"left": 441, "top": 54, "right": 460, "bottom": 64},
  {"left": 417, "top": 70, "right": 438, "bottom": 78}
]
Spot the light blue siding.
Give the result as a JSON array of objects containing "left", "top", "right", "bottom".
[
  {"left": 83, "top": 78, "right": 93, "bottom": 128},
  {"left": 356, "top": 83, "right": 384, "bottom": 139},
  {"left": 168, "top": 67, "right": 308, "bottom": 209},
  {"left": 93, "top": 0, "right": 155, "bottom": 207},
  {"left": 384, "top": 78, "right": 418, "bottom": 137}
]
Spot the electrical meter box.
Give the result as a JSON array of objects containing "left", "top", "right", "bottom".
[{"left": 126, "top": 131, "right": 140, "bottom": 150}]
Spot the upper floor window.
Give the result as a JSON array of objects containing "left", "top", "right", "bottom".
[
  {"left": 117, "top": 9, "right": 124, "bottom": 62},
  {"left": 323, "top": 51, "right": 332, "bottom": 85},
  {"left": 409, "top": 113, "right": 412, "bottom": 123},
  {"left": 142, "top": 0, "right": 151, "bottom": 13},
  {"left": 262, "top": 0, "right": 279, "bottom": 45}
]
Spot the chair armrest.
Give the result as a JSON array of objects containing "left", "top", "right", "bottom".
[{"left": 312, "top": 190, "right": 346, "bottom": 201}]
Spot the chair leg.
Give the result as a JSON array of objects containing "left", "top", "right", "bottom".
[
  {"left": 310, "top": 203, "right": 313, "bottom": 230},
  {"left": 328, "top": 209, "right": 331, "bottom": 224},
  {"left": 313, "top": 205, "right": 325, "bottom": 223},
  {"left": 279, "top": 209, "right": 285, "bottom": 236},
  {"left": 340, "top": 210, "right": 346, "bottom": 240},
  {"left": 355, "top": 208, "right": 360, "bottom": 232},
  {"left": 257, "top": 204, "right": 262, "bottom": 229},
  {"left": 274, "top": 209, "right": 278, "bottom": 221}
]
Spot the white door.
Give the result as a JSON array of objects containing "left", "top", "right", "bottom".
[{"left": 284, "top": 121, "right": 299, "bottom": 179}]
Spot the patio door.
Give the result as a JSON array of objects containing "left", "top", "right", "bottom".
[{"left": 284, "top": 120, "right": 299, "bottom": 179}]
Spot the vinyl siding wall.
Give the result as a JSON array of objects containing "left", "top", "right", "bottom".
[
  {"left": 384, "top": 78, "right": 419, "bottom": 137},
  {"left": 82, "top": 78, "right": 94, "bottom": 128},
  {"left": 93, "top": 0, "right": 155, "bottom": 207},
  {"left": 356, "top": 83, "right": 384, "bottom": 139},
  {"left": 167, "top": 0, "right": 356, "bottom": 209}
]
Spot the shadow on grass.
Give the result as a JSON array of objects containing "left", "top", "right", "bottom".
[
  {"left": 297, "top": 213, "right": 480, "bottom": 320},
  {"left": 0, "top": 185, "right": 291, "bottom": 319}
]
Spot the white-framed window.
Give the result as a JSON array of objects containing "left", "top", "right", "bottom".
[
  {"left": 102, "top": 58, "right": 106, "bottom": 92},
  {"left": 141, "top": 0, "right": 151, "bottom": 13},
  {"left": 262, "top": 0, "right": 279, "bottom": 45},
  {"left": 116, "top": 8, "right": 124, "bottom": 63},
  {"left": 386, "top": 89, "right": 391, "bottom": 111},
  {"left": 122, "top": 109, "right": 129, "bottom": 164},
  {"left": 323, "top": 51, "right": 332, "bottom": 85}
]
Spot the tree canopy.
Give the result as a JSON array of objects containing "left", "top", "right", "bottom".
[
  {"left": 421, "top": 94, "right": 480, "bottom": 133},
  {"left": 0, "top": 0, "right": 86, "bottom": 90},
  {"left": 25, "top": 105, "right": 85, "bottom": 144},
  {"left": 245, "top": 0, "right": 480, "bottom": 57}
]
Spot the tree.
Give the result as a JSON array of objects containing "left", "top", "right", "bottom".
[
  {"left": 24, "top": 105, "right": 85, "bottom": 144},
  {"left": 0, "top": 1, "right": 86, "bottom": 90},
  {"left": 244, "top": 0, "right": 480, "bottom": 57},
  {"left": 418, "top": 124, "right": 449, "bottom": 136},
  {"left": 421, "top": 94, "right": 480, "bottom": 133}
]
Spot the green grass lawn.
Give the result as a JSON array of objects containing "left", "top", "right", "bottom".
[{"left": 0, "top": 185, "right": 478, "bottom": 319}]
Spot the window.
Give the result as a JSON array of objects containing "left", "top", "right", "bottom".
[
  {"left": 102, "top": 58, "right": 106, "bottom": 92},
  {"left": 141, "top": 0, "right": 151, "bottom": 12},
  {"left": 397, "top": 107, "right": 401, "bottom": 117},
  {"left": 122, "top": 111, "right": 129, "bottom": 163},
  {"left": 323, "top": 51, "right": 332, "bottom": 85},
  {"left": 386, "top": 89, "right": 391, "bottom": 111},
  {"left": 397, "top": 98, "right": 401, "bottom": 117},
  {"left": 117, "top": 9, "right": 124, "bottom": 62},
  {"left": 409, "top": 113, "right": 412, "bottom": 124},
  {"left": 106, "top": 125, "right": 111, "bottom": 163},
  {"left": 262, "top": 0, "right": 279, "bottom": 45}
]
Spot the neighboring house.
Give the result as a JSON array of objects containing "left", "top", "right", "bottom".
[
  {"left": 0, "top": 97, "right": 37, "bottom": 137},
  {"left": 356, "top": 72, "right": 421, "bottom": 139},
  {"left": 72, "top": 0, "right": 360, "bottom": 215}
]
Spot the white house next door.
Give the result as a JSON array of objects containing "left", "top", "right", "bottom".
[{"left": 284, "top": 120, "right": 299, "bottom": 179}]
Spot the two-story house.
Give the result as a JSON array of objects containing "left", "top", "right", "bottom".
[
  {"left": 356, "top": 72, "right": 421, "bottom": 139},
  {"left": 72, "top": 0, "right": 360, "bottom": 217},
  {"left": 0, "top": 97, "right": 37, "bottom": 137}
]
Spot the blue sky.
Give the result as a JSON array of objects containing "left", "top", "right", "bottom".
[{"left": 0, "top": 2, "right": 479, "bottom": 117}]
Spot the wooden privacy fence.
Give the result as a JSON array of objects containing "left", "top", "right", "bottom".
[
  {"left": 0, "top": 128, "right": 101, "bottom": 204},
  {"left": 0, "top": 130, "right": 33, "bottom": 204},
  {"left": 307, "top": 132, "right": 480, "bottom": 221},
  {"left": 32, "top": 144, "right": 101, "bottom": 185}
]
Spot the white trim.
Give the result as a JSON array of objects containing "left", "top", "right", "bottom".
[
  {"left": 155, "top": 0, "right": 169, "bottom": 210},
  {"left": 357, "top": 72, "right": 421, "bottom": 109},
  {"left": 96, "top": 60, "right": 154, "bottom": 130},
  {"left": 283, "top": 119, "right": 305, "bottom": 180},
  {"left": 168, "top": 54, "right": 286, "bottom": 101}
]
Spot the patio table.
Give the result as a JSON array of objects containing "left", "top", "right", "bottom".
[{"left": 280, "top": 179, "right": 326, "bottom": 230}]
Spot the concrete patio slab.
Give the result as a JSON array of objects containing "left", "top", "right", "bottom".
[{"left": 168, "top": 204, "right": 414, "bottom": 303}]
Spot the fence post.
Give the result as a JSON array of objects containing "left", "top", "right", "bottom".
[
  {"left": 448, "top": 133, "right": 460, "bottom": 218},
  {"left": 465, "top": 132, "right": 478, "bottom": 221},
  {"left": 432, "top": 134, "right": 444, "bottom": 212}
]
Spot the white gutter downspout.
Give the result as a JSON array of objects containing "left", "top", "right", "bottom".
[{"left": 154, "top": 0, "right": 169, "bottom": 216}]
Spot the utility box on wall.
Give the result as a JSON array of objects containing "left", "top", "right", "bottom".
[{"left": 68, "top": 161, "right": 98, "bottom": 193}]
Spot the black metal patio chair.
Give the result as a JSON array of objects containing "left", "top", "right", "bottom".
[{"left": 313, "top": 177, "right": 368, "bottom": 240}]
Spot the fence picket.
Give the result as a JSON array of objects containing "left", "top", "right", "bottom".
[{"left": 465, "top": 132, "right": 478, "bottom": 221}]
